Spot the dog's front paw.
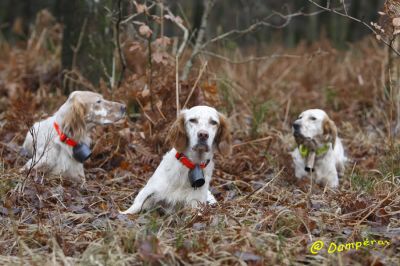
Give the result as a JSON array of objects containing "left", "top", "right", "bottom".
[
  {"left": 119, "top": 204, "right": 140, "bottom": 215},
  {"left": 207, "top": 190, "right": 217, "bottom": 205},
  {"left": 19, "top": 162, "right": 31, "bottom": 174}
]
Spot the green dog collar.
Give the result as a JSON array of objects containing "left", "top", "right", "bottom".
[{"left": 299, "top": 143, "right": 330, "bottom": 158}]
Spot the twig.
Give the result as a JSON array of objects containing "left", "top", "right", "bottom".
[
  {"left": 175, "top": 55, "right": 180, "bottom": 117},
  {"left": 164, "top": 6, "right": 189, "bottom": 58},
  {"left": 71, "top": 18, "right": 88, "bottom": 71},
  {"left": 350, "top": 187, "right": 400, "bottom": 236},
  {"left": 116, "top": 0, "right": 127, "bottom": 88},
  {"left": 181, "top": 0, "right": 215, "bottom": 80},
  {"left": 159, "top": 0, "right": 164, "bottom": 37},
  {"left": 182, "top": 61, "right": 208, "bottom": 109},
  {"left": 121, "top": 3, "right": 156, "bottom": 24},
  {"left": 243, "top": 168, "right": 283, "bottom": 200},
  {"left": 136, "top": 98, "right": 156, "bottom": 125},
  {"left": 307, "top": 0, "right": 400, "bottom": 56},
  {"left": 342, "top": 0, "right": 349, "bottom": 16},
  {"left": 201, "top": 9, "right": 325, "bottom": 49},
  {"left": 232, "top": 136, "right": 272, "bottom": 148},
  {"left": 181, "top": 5, "right": 324, "bottom": 79},
  {"left": 200, "top": 50, "right": 329, "bottom": 64}
]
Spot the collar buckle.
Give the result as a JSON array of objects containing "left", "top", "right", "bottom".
[{"left": 59, "top": 133, "right": 67, "bottom": 142}]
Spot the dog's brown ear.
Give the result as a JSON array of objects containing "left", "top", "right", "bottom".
[
  {"left": 323, "top": 116, "right": 337, "bottom": 148},
  {"left": 167, "top": 113, "right": 187, "bottom": 153},
  {"left": 215, "top": 113, "right": 232, "bottom": 156},
  {"left": 62, "top": 96, "right": 87, "bottom": 141}
]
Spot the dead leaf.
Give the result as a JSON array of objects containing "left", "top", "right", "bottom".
[
  {"left": 134, "top": 1, "right": 146, "bottom": 14},
  {"left": 203, "top": 83, "right": 218, "bottom": 94},
  {"left": 154, "top": 36, "right": 171, "bottom": 47},
  {"left": 138, "top": 235, "right": 163, "bottom": 262},
  {"left": 152, "top": 52, "right": 164, "bottom": 64},
  {"left": 139, "top": 25, "right": 152, "bottom": 38},
  {"left": 392, "top": 17, "right": 400, "bottom": 27},
  {"left": 234, "top": 251, "right": 262, "bottom": 262}
]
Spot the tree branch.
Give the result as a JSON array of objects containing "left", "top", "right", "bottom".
[
  {"left": 181, "top": 0, "right": 215, "bottom": 81},
  {"left": 307, "top": 0, "right": 400, "bottom": 56},
  {"left": 164, "top": 6, "right": 189, "bottom": 58},
  {"left": 116, "top": 0, "right": 127, "bottom": 88},
  {"left": 181, "top": 4, "right": 325, "bottom": 80},
  {"left": 202, "top": 9, "right": 325, "bottom": 49},
  {"left": 200, "top": 49, "right": 329, "bottom": 64}
]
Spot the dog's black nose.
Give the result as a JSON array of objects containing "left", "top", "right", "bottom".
[
  {"left": 197, "top": 130, "right": 209, "bottom": 141},
  {"left": 120, "top": 105, "right": 126, "bottom": 114},
  {"left": 292, "top": 122, "right": 301, "bottom": 131}
]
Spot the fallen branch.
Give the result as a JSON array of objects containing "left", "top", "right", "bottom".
[{"left": 232, "top": 136, "right": 273, "bottom": 148}]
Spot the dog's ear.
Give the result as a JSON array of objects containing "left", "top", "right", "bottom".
[
  {"left": 167, "top": 113, "right": 187, "bottom": 153},
  {"left": 323, "top": 116, "right": 337, "bottom": 148},
  {"left": 62, "top": 95, "right": 87, "bottom": 141},
  {"left": 215, "top": 113, "right": 232, "bottom": 156}
]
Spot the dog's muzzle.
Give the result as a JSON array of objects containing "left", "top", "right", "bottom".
[
  {"left": 292, "top": 122, "right": 302, "bottom": 136},
  {"left": 192, "top": 142, "right": 209, "bottom": 152}
]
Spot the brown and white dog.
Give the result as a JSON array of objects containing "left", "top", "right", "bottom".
[
  {"left": 120, "top": 106, "right": 231, "bottom": 214},
  {"left": 21, "top": 91, "right": 126, "bottom": 179},
  {"left": 291, "top": 109, "right": 346, "bottom": 188}
]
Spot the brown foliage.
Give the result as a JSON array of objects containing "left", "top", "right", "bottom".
[{"left": 0, "top": 16, "right": 399, "bottom": 265}]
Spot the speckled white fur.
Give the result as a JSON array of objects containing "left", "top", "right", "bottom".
[
  {"left": 291, "top": 109, "right": 346, "bottom": 188},
  {"left": 21, "top": 91, "right": 125, "bottom": 179},
  {"left": 120, "top": 106, "right": 229, "bottom": 214}
]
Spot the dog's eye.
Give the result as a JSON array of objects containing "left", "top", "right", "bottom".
[
  {"left": 210, "top": 120, "right": 218, "bottom": 126},
  {"left": 189, "top": 118, "right": 198, "bottom": 123},
  {"left": 310, "top": 116, "right": 317, "bottom": 121},
  {"left": 96, "top": 100, "right": 101, "bottom": 104}
]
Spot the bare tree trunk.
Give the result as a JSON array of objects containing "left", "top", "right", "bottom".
[
  {"left": 383, "top": 0, "right": 400, "bottom": 135},
  {"left": 181, "top": 0, "right": 214, "bottom": 81}
]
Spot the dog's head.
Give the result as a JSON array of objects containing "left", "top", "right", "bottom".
[
  {"left": 292, "top": 109, "right": 337, "bottom": 147},
  {"left": 167, "top": 106, "right": 232, "bottom": 157},
  {"left": 62, "top": 91, "right": 126, "bottom": 139}
]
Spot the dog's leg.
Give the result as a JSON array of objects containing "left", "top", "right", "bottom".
[
  {"left": 120, "top": 184, "right": 155, "bottom": 214},
  {"left": 320, "top": 167, "right": 339, "bottom": 188},
  {"left": 20, "top": 149, "right": 50, "bottom": 174},
  {"left": 292, "top": 150, "right": 308, "bottom": 179},
  {"left": 328, "top": 172, "right": 339, "bottom": 188},
  {"left": 207, "top": 190, "right": 217, "bottom": 205},
  {"left": 20, "top": 159, "right": 33, "bottom": 173},
  {"left": 336, "top": 161, "right": 345, "bottom": 178}
]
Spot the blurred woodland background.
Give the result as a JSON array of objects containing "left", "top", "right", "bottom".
[
  {"left": 0, "top": 0, "right": 387, "bottom": 83},
  {"left": 0, "top": 0, "right": 400, "bottom": 265}
]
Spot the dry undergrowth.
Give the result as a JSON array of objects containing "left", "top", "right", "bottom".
[{"left": 0, "top": 20, "right": 399, "bottom": 266}]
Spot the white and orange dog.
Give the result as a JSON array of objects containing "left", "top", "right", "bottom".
[
  {"left": 120, "top": 106, "right": 231, "bottom": 214},
  {"left": 291, "top": 109, "right": 346, "bottom": 188},
  {"left": 21, "top": 91, "right": 126, "bottom": 179}
]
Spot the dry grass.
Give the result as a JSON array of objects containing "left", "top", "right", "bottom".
[{"left": 0, "top": 21, "right": 399, "bottom": 265}]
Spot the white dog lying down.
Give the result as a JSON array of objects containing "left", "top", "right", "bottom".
[
  {"left": 120, "top": 106, "right": 231, "bottom": 214},
  {"left": 22, "top": 91, "right": 126, "bottom": 179},
  {"left": 291, "top": 109, "right": 346, "bottom": 188}
]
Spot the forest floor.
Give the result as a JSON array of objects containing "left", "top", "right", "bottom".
[{"left": 0, "top": 26, "right": 400, "bottom": 265}]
